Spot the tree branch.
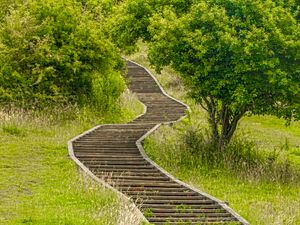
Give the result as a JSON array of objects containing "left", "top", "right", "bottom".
[
  {"left": 199, "top": 101, "right": 208, "bottom": 112},
  {"left": 204, "top": 96, "right": 220, "bottom": 141}
]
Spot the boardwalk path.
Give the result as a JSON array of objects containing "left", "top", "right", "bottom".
[{"left": 68, "top": 60, "right": 249, "bottom": 224}]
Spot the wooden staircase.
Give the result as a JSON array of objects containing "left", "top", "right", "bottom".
[{"left": 68, "top": 60, "right": 249, "bottom": 225}]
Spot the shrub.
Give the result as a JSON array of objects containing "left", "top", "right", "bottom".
[{"left": 0, "top": 0, "right": 124, "bottom": 109}]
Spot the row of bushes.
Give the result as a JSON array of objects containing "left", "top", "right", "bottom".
[{"left": 0, "top": 0, "right": 124, "bottom": 110}]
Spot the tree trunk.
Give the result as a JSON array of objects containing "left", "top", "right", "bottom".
[
  {"left": 203, "top": 97, "right": 246, "bottom": 149},
  {"left": 218, "top": 106, "right": 246, "bottom": 149},
  {"left": 204, "top": 96, "right": 220, "bottom": 143}
]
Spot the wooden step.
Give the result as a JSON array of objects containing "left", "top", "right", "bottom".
[
  {"left": 87, "top": 164, "right": 156, "bottom": 169},
  {"left": 135, "top": 199, "right": 216, "bottom": 205},
  {"left": 140, "top": 204, "right": 220, "bottom": 209},
  {"left": 131, "top": 195, "right": 207, "bottom": 200},
  {"left": 101, "top": 175, "right": 169, "bottom": 181},
  {"left": 83, "top": 161, "right": 150, "bottom": 166},
  {"left": 147, "top": 212, "right": 233, "bottom": 218},
  {"left": 147, "top": 217, "right": 237, "bottom": 222},
  {"left": 110, "top": 181, "right": 182, "bottom": 188},
  {"left": 75, "top": 153, "right": 141, "bottom": 157},
  {"left": 93, "top": 168, "right": 160, "bottom": 173},
  {"left": 125, "top": 191, "right": 199, "bottom": 196},
  {"left": 79, "top": 156, "right": 144, "bottom": 161},
  {"left": 142, "top": 208, "right": 227, "bottom": 214},
  {"left": 119, "top": 187, "right": 190, "bottom": 192}
]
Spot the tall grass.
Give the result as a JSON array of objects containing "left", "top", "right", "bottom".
[
  {"left": 0, "top": 89, "right": 146, "bottom": 224},
  {"left": 145, "top": 122, "right": 300, "bottom": 184}
]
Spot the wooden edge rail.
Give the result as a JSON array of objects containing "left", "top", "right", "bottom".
[{"left": 68, "top": 124, "right": 148, "bottom": 222}]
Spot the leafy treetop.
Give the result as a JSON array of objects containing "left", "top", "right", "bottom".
[{"left": 113, "top": 0, "right": 300, "bottom": 147}]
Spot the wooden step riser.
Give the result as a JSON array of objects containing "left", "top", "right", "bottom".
[
  {"left": 128, "top": 82, "right": 160, "bottom": 85},
  {"left": 83, "top": 162, "right": 151, "bottom": 166},
  {"left": 75, "top": 152, "right": 140, "bottom": 155},
  {"left": 134, "top": 199, "right": 216, "bottom": 205},
  {"left": 100, "top": 175, "right": 169, "bottom": 180},
  {"left": 130, "top": 196, "right": 208, "bottom": 201},
  {"left": 143, "top": 209, "right": 227, "bottom": 214},
  {"left": 119, "top": 187, "right": 190, "bottom": 192},
  {"left": 75, "top": 154, "right": 142, "bottom": 158},
  {"left": 90, "top": 129, "right": 150, "bottom": 133},
  {"left": 84, "top": 134, "right": 147, "bottom": 139},
  {"left": 105, "top": 181, "right": 181, "bottom": 187},
  {"left": 75, "top": 138, "right": 138, "bottom": 141},
  {"left": 136, "top": 114, "right": 184, "bottom": 117},
  {"left": 147, "top": 217, "right": 238, "bottom": 222},
  {"left": 74, "top": 143, "right": 137, "bottom": 146},
  {"left": 125, "top": 191, "right": 199, "bottom": 196},
  {"left": 145, "top": 212, "right": 233, "bottom": 218},
  {"left": 131, "top": 90, "right": 162, "bottom": 93},
  {"left": 145, "top": 110, "right": 185, "bottom": 113},
  {"left": 87, "top": 165, "right": 156, "bottom": 169},
  {"left": 74, "top": 147, "right": 138, "bottom": 150},
  {"left": 78, "top": 157, "right": 144, "bottom": 161},
  {"left": 75, "top": 153, "right": 141, "bottom": 157},
  {"left": 74, "top": 140, "right": 137, "bottom": 143},
  {"left": 74, "top": 145, "right": 138, "bottom": 148},
  {"left": 102, "top": 177, "right": 170, "bottom": 182},
  {"left": 152, "top": 223, "right": 240, "bottom": 225},
  {"left": 96, "top": 172, "right": 163, "bottom": 177},
  {"left": 91, "top": 124, "right": 154, "bottom": 129},
  {"left": 140, "top": 204, "right": 220, "bottom": 209},
  {"left": 133, "top": 117, "right": 182, "bottom": 121}
]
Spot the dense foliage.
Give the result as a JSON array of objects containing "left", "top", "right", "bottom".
[
  {"left": 0, "top": 0, "right": 124, "bottom": 109},
  {"left": 1, "top": 0, "right": 299, "bottom": 146},
  {"left": 110, "top": 0, "right": 194, "bottom": 53},
  {"left": 113, "top": 0, "right": 300, "bottom": 147}
]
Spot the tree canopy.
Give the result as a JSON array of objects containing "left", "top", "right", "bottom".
[{"left": 113, "top": 0, "right": 300, "bottom": 147}]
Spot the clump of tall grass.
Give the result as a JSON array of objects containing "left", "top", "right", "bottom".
[
  {"left": 0, "top": 88, "right": 143, "bottom": 133},
  {"left": 181, "top": 125, "right": 299, "bottom": 183},
  {"left": 78, "top": 171, "right": 147, "bottom": 225},
  {"left": 145, "top": 123, "right": 300, "bottom": 184},
  {"left": 2, "top": 124, "right": 26, "bottom": 137},
  {"left": 118, "top": 89, "right": 145, "bottom": 121}
]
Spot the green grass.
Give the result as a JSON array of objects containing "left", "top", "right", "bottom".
[
  {"left": 0, "top": 90, "right": 145, "bottom": 225},
  {"left": 127, "top": 42, "right": 300, "bottom": 225},
  {"left": 240, "top": 115, "right": 300, "bottom": 168}
]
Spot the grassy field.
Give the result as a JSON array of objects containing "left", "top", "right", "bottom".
[
  {"left": 127, "top": 44, "right": 300, "bottom": 225},
  {"left": 1, "top": 45, "right": 299, "bottom": 225},
  {"left": 0, "top": 91, "right": 145, "bottom": 225}
]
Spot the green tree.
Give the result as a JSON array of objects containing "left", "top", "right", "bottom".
[
  {"left": 114, "top": 0, "right": 300, "bottom": 148},
  {"left": 109, "top": 0, "right": 194, "bottom": 53}
]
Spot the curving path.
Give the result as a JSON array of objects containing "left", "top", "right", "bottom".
[{"left": 68, "top": 60, "right": 249, "bottom": 225}]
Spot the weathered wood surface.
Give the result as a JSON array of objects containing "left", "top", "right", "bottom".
[{"left": 69, "top": 60, "right": 249, "bottom": 225}]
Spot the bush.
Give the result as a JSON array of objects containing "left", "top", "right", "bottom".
[{"left": 0, "top": 0, "right": 124, "bottom": 109}]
